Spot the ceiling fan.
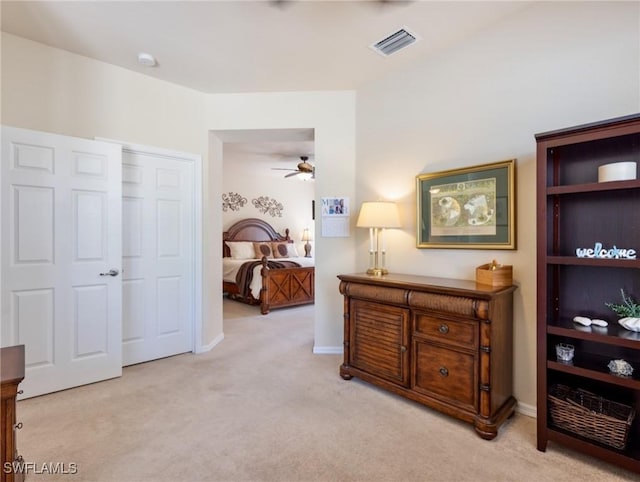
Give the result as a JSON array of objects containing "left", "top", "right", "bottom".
[{"left": 272, "top": 156, "right": 315, "bottom": 180}]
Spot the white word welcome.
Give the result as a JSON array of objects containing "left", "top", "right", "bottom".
[{"left": 576, "top": 242, "right": 636, "bottom": 259}]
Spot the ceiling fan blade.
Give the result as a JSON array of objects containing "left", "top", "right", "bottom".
[
  {"left": 284, "top": 171, "right": 301, "bottom": 178},
  {"left": 271, "top": 167, "right": 297, "bottom": 171}
]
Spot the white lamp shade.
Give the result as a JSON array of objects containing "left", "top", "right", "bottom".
[
  {"left": 356, "top": 201, "right": 401, "bottom": 228},
  {"left": 301, "top": 228, "right": 312, "bottom": 241}
]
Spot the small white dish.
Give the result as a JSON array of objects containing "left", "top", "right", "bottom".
[{"left": 598, "top": 161, "right": 637, "bottom": 182}]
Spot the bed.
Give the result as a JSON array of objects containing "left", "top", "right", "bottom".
[{"left": 223, "top": 218, "right": 315, "bottom": 314}]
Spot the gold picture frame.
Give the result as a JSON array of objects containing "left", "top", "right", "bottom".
[{"left": 416, "top": 159, "right": 516, "bottom": 249}]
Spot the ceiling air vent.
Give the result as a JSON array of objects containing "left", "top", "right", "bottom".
[{"left": 370, "top": 27, "right": 419, "bottom": 57}]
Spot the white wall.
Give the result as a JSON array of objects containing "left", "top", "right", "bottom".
[
  {"left": 4, "top": 0, "right": 638, "bottom": 410},
  {"left": 1, "top": 34, "right": 206, "bottom": 153},
  {"left": 356, "top": 1, "right": 640, "bottom": 411},
  {"left": 1, "top": 33, "right": 356, "bottom": 354},
  {"left": 0, "top": 33, "right": 216, "bottom": 348},
  {"left": 206, "top": 91, "right": 357, "bottom": 352}
]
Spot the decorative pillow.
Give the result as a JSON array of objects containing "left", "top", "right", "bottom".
[
  {"left": 286, "top": 243, "right": 300, "bottom": 258},
  {"left": 225, "top": 241, "right": 256, "bottom": 260},
  {"left": 272, "top": 242, "right": 291, "bottom": 258},
  {"left": 253, "top": 242, "right": 273, "bottom": 259}
]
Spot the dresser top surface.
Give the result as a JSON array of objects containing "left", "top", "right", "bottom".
[
  {"left": 1, "top": 345, "right": 25, "bottom": 384},
  {"left": 337, "top": 272, "right": 515, "bottom": 297}
]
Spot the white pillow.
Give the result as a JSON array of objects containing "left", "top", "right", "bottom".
[
  {"left": 225, "top": 241, "right": 256, "bottom": 260},
  {"left": 286, "top": 244, "right": 300, "bottom": 258}
]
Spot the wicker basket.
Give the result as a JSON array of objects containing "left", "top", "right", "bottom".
[{"left": 548, "top": 384, "right": 636, "bottom": 449}]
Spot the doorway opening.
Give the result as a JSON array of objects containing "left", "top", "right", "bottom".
[{"left": 215, "top": 128, "right": 316, "bottom": 333}]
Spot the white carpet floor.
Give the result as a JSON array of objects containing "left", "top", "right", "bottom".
[{"left": 14, "top": 299, "right": 638, "bottom": 481}]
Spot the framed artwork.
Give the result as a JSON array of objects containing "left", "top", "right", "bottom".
[{"left": 416, "top": 159, "right": 516, "bottom": 249}]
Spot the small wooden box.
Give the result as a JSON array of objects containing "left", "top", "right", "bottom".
[{"left": 476, "top": 263, "right": 512, "bottom": 287}]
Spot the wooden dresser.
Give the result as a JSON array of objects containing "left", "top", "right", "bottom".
[
  {"left": 338, "top": 273, "right": 516, "bottom": 439},
  {"left": 1, "top": 345, "right": 25, "bottom": 482}
]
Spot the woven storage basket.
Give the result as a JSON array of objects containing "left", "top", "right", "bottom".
[{"left": 548, "top": 384, "right": 636, "bottom": 449}]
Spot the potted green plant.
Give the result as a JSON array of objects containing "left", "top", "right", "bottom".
[{"left": 605, "top": 289, "right": 640, "bottom": 332}]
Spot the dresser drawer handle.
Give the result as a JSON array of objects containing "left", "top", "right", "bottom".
[
  {"left": 14, "top": 422, "right": 23, "bottom": 430},
  {"left": 438, "top": 324, "right": 449, "bottom": 334},
  {"left": 400, "top": 345, "right": 407, "bottom": 353},
  {"left": 439, "top": 367, "right": 449, "bottom": 377}
]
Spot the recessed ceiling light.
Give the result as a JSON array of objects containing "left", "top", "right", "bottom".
[{"left": 137, "top": 52, "right": 157, "bottom": 67}]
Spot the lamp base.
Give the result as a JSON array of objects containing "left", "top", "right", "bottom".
[
  {"left": 366, "top": 268, "right": 388, "bottom": 276},
  {"left": 304, "top": 242, "right": 312, "bottom": 258}
]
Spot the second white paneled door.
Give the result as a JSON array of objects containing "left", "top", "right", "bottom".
[{"left": 121, "top": 146, "right": 195, "bottom": 366}]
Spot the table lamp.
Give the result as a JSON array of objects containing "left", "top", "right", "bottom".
[
  {"left": 301, "top": 228, "right": 312, "bottom": 257},
  {"left": 356, "top": 201, "right": 401, "bottom": 275}
]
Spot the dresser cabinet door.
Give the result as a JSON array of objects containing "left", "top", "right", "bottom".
[
  {"left": 412, "top": 340, "right": 478, "bottom": 412},
  {"left": 349, "top": 299, "right": 410, "bottom": 387}
]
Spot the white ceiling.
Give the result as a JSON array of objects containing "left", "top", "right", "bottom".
[
  {"left": 1, "top": 1, "right": 532, "bottom": 94},
  {"left": 222, "top": 129, "right": 315, "bottom": 177},
  {"left": 1, "top": 1, "right": 532, "bottom": 168}
]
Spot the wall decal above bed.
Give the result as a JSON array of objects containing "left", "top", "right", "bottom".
[
  {"left": 222, "top": 192, "right": 248, "bottom": 212},
  {"left": 252, "top": 196, "right": 283, "bottom": 217}
]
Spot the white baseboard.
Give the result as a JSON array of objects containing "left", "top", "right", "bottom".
[
  {"left": 197, "top": 332, "right": 224, "bottom": 353},
  {"left": 312, "top": 345, "right": 343, "bottom": 355},
  {"left": 516, "top": 400, "right": 536, "bottom": 418}
]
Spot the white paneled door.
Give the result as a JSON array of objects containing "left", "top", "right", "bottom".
[
  {"left": 121, "top": 146, "right": 194, "bottom": 366},
  {"left": 1, "top": 126, "right": 122, "bottom": 398}
]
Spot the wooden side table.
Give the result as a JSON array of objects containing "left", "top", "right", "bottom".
[{"left": 1, "top": 345, "right": 25, "bottom": 482}]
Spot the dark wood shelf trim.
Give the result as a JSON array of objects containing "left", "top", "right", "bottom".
[
  {"left": 547, "top": 428, "right": 640, "bottom": 470},
  {"left": 547, "top": 179, "right": 640, "bottom": 195},
  {"left": 545, "top": 257, "right": 640, "bottom": 268},
  {"left": 535, "top": 113, "right": 640, "bottom": 142},
  {"left": 547, "top": 320, "right": 640, "bottom": 349},
  {"left": 547, "top": 358, "right": 640, "bottom": 390}
]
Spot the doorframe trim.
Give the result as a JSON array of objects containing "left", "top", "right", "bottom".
[{"left": 96, "top": 138, "right": 203, "bottom": 355}]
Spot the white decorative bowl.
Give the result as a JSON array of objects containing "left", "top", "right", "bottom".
[
  {"left": 619, "top": 317, "right": 640, "bottom": 332},
  {"left": 598, "top": 161, "right": 637, "bottom": 182}
]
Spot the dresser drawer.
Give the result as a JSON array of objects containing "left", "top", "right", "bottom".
[
  {"left": 413, "top": 313, "right": 477, "bottom": 350},
  {"left": 412, "top": 340, "right": 477, "bottom": 412}
]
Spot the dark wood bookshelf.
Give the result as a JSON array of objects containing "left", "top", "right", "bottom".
[{"left": 536, "top": 114, "right": 640, "bottom": 474}]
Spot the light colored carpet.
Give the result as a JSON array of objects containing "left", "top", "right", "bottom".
[{"left": 16, "top": 299, "right": 637, "bottom": 481}]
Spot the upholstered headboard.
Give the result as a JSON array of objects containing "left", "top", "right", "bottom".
[{"left": 222, "top": 218, "right": 291, "bottom": 257}]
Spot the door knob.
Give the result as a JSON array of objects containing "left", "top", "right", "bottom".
[{"left": 99, "top": 269, "right": 119, "bottom": 277}]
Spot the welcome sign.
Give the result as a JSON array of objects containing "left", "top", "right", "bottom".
[{"left": 576, "top": 242, "right": 637, "bottom": 259}]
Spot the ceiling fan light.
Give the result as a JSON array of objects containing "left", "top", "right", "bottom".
[{"left": 298, "top": 172, "right": 313, "bottom": 181}]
